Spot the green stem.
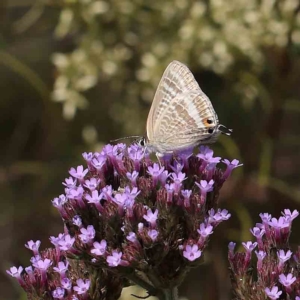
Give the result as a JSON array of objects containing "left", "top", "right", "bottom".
[{"left": 162, "top": 287, "right": 178, "bottom": 300}]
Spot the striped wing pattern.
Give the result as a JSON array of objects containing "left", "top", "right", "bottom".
[{"left": 146, "top": 61, "right": 219, "bottom": 153}]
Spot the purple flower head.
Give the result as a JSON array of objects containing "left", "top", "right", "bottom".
[
  {"left": 278, "top": 273, "right": 296, "bottom": 287},
  {"left": 91, "top": 240, "right": 107, "bottom": 256},
  {"left": 265, "top": 286, "right": 282, "bottom": 299},
  {"left": 73, "top": 278, "right": 90, "bottom": 295},
  {"left": 181, "top": 189, "right": 192, "bottom": 207},
  {"left": 143, "top": 209, "right": 158, "bottom": 228},
  {"left": 228, "top": 242, "right": 236, "bottom": 258},
  {"left": 148, "top": 229, "right": 159, "bottom": 241},
  {"left": 25, "top": 240, "right": 41, "bottom": 256},
  {"left": 165, "top": 183, "right": 175, "bottom": 202},
  {"left": 183, "top": 244, "right": 202, "bottom": 262},
  {"left": 259, "top": 213, "right": 272, "bottom": 223},
  {"left": 124, "top": 186, "right": 140, "bottom": 201},
  {"left": 222, "top": 159, "right": 243, "bottom": 179},
  {"left": 79, "top": 225, "right": 95, "bottom": 244},
  {"left": 69, "top": 165, "right": 88, "bottom": 182},
  {"left": 52, "top": 287, "right": 65, "bottom": 299}
]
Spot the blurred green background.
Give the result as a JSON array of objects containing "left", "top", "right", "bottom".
[{"left": 2, "top": 0, "right": 300, "bottom": 299}]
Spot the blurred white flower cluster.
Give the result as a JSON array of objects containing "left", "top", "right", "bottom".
[{"left": 51, "top": 0, "right": 300, "bottom": 121}]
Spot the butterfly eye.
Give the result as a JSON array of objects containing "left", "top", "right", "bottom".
[
  {"left": 138, "top": 138, "right": 146, "bottom": 147},
  {"left": 208, "top": 128, "right": 214, "bottom": 134},
  {"left": 207, "top": 119, "right": 213, "bottom": 124}
]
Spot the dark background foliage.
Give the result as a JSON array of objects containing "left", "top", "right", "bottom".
[{"left": 1, "top": 0, "right": 300, "bottom": 299}]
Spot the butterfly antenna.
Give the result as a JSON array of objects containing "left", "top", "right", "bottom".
[
  {"left": 218, "top": 124, "right": 233, "bottom": 136},
  {"left": 110, "top": 136, "right": 142, "bottom": 143}
]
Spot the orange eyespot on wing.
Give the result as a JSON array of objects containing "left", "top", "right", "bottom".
[{"left": 202, "top": 118, "right": 213, "bottom": 127}]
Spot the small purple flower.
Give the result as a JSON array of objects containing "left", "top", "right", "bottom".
[
  {"left": 69, "top": 165, "right": 88, "bottom": 182},
  {"left": 128, "top": 145, "right": 144, "bottom": 171},
  {"left": 148, "top": 163, "right": 165, "bottom": 186},
  {"left": 143, "top": 209, "right": 158, "bottom": 228},
  {"left": 265, "top": 286, "right": 282, "bottom": 300},
  {"left": 228, "top": 242, "right": 236, "bottom": 259},
  {"left": 255, "top": 250, "right": 266, "bottom": 261},
  {"left": 181, "top": 189, "right": 192, "bottom": 207},
  {"left": 282, "top": 209, "right": 299, "bottom": 221},
  {"left": 165, "top": 183, "right": 175, "bottom": 202},
  {"left": 197, "top": 223, "right": 214, "bottom": 238},
  {"left": 91, "top": 240, "right": 107, "bottom": 256},
  {"left": 126, "top": 171, "right": 139, "bottom": 186},
  {"left": 85, "top": 190, "right": 103, "bottom": 212},
  {"left": 170, "top": 172, "right": 186, "bottom": 194},
  {"left": 218, "top": 209, "right": 231, "bottom": 220},
  {"left": 197, "top": 146, "right": 221, "bottom": 164},
  {"left": 25, "top": 240, "right": 41, "bottom": 256},
  {"left": 222, "top": 159, "right": 243, "bottom": 179},
  {"left": 255, "top": 250, "right": 266, "bottom": 271},
  {"left": 250, "top": 227, "right": 265, "bottom": 239},
  {"left": 278, "top": 273, "right": 296, "bottom": 287},
  {"left": 268, "top": 217, "right": 290, "bottom": 229},
  {"left": 183, "top": 244, "right": 202, "bottom": 262},
  {"left": 6, "top": 266, "right": 23, "bottom": 279},
  {"left": 61, "top": 277, "right": 72, "bottom": 290},
  {"left": 159, "top": 170, "right": 169, "bottom": 185},
  {"left": 62, "top": 177, "right": 77, "bottom": 188},
  {"left": 92, "top": 155, "right": 107, "bottom": 172},
  {"left": 72, "top": 215, "right": 82, "bottom": 227},
  {"left": 242, "top": 241, "right": 258, "bottom": 253},
  {"left": 53, "top": 261, "right": 69, "bottom": 279},
  {"left": 57, "top": 234, "right": 75, "bottom": 251},
  {"left": 101, "top": 185, "right": 113, "bottom": 201},
  {"left": 82, "top": 152, "right": 93, "bottom": 162},
  {"left": 73, "top": 278, "right": 90, "bottom": 295},
  {"left": 52, "top": 287, "right": 65, "bottom": 299},
  {"left": 79, "top": 225, "right": 95, "bottom": 244},
  {"left": 277, "top": 249, "right": 292, "bottom": 263},
  {"left": 127, "top": 232, "right": 139, "bottom": 246},
  {"left": 84, "top": 178, "right": 100, "bottom": 191},
  {"left": 148, "top": 229, "right": 158, "bottom": 241},
  {"left": 106, "top": 251, "right": 123, "bottom": 267},
  {"left": 195, "top": 180, "right": 214, "bottom": 204},
  {"left": 52, "top": 195, "right": 68, "bottom": 210}
]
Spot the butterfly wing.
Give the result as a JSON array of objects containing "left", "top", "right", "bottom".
[
  {"left": 146, "top": 61, "right": 201, "bottom": 142},
  {"left": 150, "top": 91, "right": 219, "bottom": 152}
]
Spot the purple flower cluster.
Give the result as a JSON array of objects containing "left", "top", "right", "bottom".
[
  {"left": 8, "top": 143, "right": 241, "bottom": 299},
  {"left": 228, "top": 209, "right": 300, "bottom": 300}
]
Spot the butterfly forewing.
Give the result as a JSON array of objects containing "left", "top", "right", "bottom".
[{"left": 146, "top": 61, "right": 202, "bottom": 141}]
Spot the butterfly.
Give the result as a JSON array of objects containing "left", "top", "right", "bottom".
[{"left": 139, "top": 60, "right": 231, "bottom": 155}]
